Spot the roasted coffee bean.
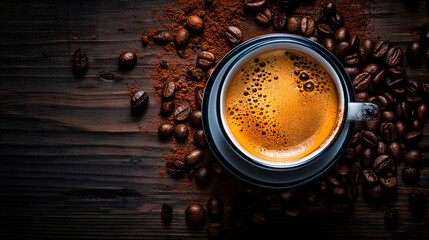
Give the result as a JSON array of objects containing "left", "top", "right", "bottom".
[
  {"left": 211, "top": 160, "right": 224, "bottom": 175},
  {"left": 323, "top": 2, "right": 336, "bottom": 16},
  {"left": 384, "top": 92, "right": 397, "bottom": 105},
  {"left": 300, "top": 16, "right": 315, "bottom": 36},
  {"left": 287, "top": 16, "right": 301, "bottom": 33},
  {"left": 361, "top": 39, "right": 374, "bottom": 54},
  {"left": 318, "top": 179, "right": 328, "bottom": 191},
  {"left": 380, "top": 122, "right": 397, "bottom": 142},
  {"left": 185, "top": 149, "right": 204, "bottom": 166},
  {"left": 331, "top": 186, "right": 346, "bottom": 197},
  {"left": 344, "top": 53, "right": 359, "bottom": 65},
  {"left": 407, "top": 41, "right": 423, "bottom": 64},
  {"left": 187, "top": 15, "right": 204, "bottom": 31},
  {"left": 280, "top": 188, "right": 297, "bottom": 201},
  {"left": 382, "top": 110, "right": 396, "bottom": 122},
  {"left": 318, "top": 23, "right": 335, "bottom": 37},
  {"left": 335, "top": 162, "right": 351, "bottom": 176},
  {"left": 351, "top": 132, "right": 362, "bottom": 145},
  {"left": 174, "top": 105, "right": 191, "bottom": 121},
  {"left": 385, "top": 207, "right": 399, "bottom": 228},
  {"left": 409, "top": 190, "right": 426, "bottom": 216},
  {"left": 416, "top": 103, "right": 428, "bottom": 121},
  {"left": 161, "top": 202, "right": 173, "bottom": 222},
  {"left": 335, "top": 41, "right": 351, "bottom": 56},
  {"left": 386, "top": 77, "right": 406, "bottom": 88},
  {"left": 307, "top": 35, "right": 320, "bottom": 43},
  {"left": 395, "top": 101, "right": 411, "bottom": 120},
  {"left": 161, "top": 101, "right": 175, "bottom": 116},
  {"left": 188, "top": 68, "right": 205, "bottom": 81},
  {"left": 373, "top": 41, "right": 389, "bottom": 59},
  {"left": 99, "top": 72, "right": 122, "bottom": 82},
  {"left": 195, "top": 89, "right": 204, "bottom": 108},
  {"left": 207, "top": 197, "right": 224, "bottom": 219},
  {"left": 189, "top": 110, "right": 202, "bottom": 126},
  {"left": 350, "top": 167, "right": 362, "bottom": 185},
  {"left": 158, "top": 123, "right": 175, "bottom": 138},
  {"left": 362, "top": 63, "right": 381, "bottom": 76},
  {"left": 328, "top": 200, "right": 353, "bottom": 215},
  {"left": 186, "top": 203, "right": 206, "bottom": 224},
  {"left": 345, "top": 66, "right": 360, "bottom": 79},
  {"left": 197, "top": 51, "right": 215, "bottom": 68},
  {"left": 347, "top": 184, "right": 358, "bottom": 201},
  {"left": 175, "top": 28, "right": 190, "bottom": 47},
  {"left": 278, "top": 0, "right": 298, "bottom": 11},
  {"left": 363, "top": 168, "right": 378, "bottom": 185},
  {"left": 405, "top": 131, "right": 422, "bottom": 141},
  {"left": 194, "top": 129, "right": 207, "bottom": 148},
  {"left": 284, "top": 206, "right": 301, "bottom": 218},
  {"left": 195, "top": 167, "right": 211, "bottom": 185},
  {"left": 207, "top": 223, "right": 224, "bottom": 239},
  {"left": 365, "top": 114, "right": 381, "bottom": 132},
  {"left": 130, "top": 90, "right": 149, "bottom": 112},
  {"left": 406, "top": 78, "right": 423, "bottom": 96},
  {"left": 327, "top": 174, "right": 342, "bottom": 187},
  {"left": 366, "top": 184, "right": 384, "bottom": 199},
  {"left": 377, "top": 141, "right": 387, "bottom": 155},
  {"left": 335, "top": 27, "right": 350, "bottom": 43},
  {"left": 251, "top": 212, "right": 267, "bottom": 226},
  {"left": 175, "top": 123, "right": 188, "bottom": 141},
  {"left": 323, "top": 38, "right": 336, "bottom": 54},
  {"left": 162, "top": 80, "right": 175, "bottom": 99},
  {"left": 244, "top": 0, "right": 266, "bottom": 10},
  {"left": 152, "top": 31, "right": 173, "bottom": 44},
  {"left": 380, "top": 177, "right": 397, "bottom": 190},
  {"left": 72, "top": 48, "right": 88, "bottom": 74},
  {"left": 385, "top": 47, "right": 402, "bottom": 67},
  {"left": 330, "top": 12, "right": 344, "bottom": 27},
  {"left": 225, "top": 26, "right": 242, "bottom": 44},
  {"left": 118, "top": 51, "right": 137, "bottom": 69},
  {"left": 388, "top": 142, "right": 403, "bottom": 161},
  {"left": 256, "top": 8, "right": 272, "bottom": 24},
  {"left": 388, "top": 66, "right": 405, "bottom": 78},
  {"left": 273, "top": 12, "right": 287, "bottom": 29},
  {"left": 306, "top": 187, "right": 320, "bottom": 203},
  {"left": 360, "top": 148, "right": 375, "bottom": 167},
  {"left": 353, "top": 72, "right": 371, "bottom": 91},
  {"left": 349, "top": 35, "right": 360, "bottom": 50},
  {"left": 373, "top": 155, "right": 393, "bottom": 174},
  {"left": 207, "top": 67, "right": 215, "bottom": 77},
  {"left": 413, "top": 119, "right": 422, "bottom": 130},
  {"left": 355, "top": 92, "right": 369, "bottom": 103},
  {"left": 404, "top": 150, "right": 422, "bottom": 166},
  {"left": 344, "top": 147, "right": 355, "bottom": 161},
  {"left": 402, "top": 166, "right": 420, "bottom": 184},
  {"left": 362, "top": 131, "right": 378, "bottom": 148},
  {"left": 166, "top": 160, "right": 186, "bottom": 177}
]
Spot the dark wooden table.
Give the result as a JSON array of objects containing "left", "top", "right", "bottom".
[{"left": 1, "top": 0, "right": 428, "bottom": 239}]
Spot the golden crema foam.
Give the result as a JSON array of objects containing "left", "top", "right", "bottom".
[{"left": 225, "top": 49, "right": 340, "bottom": 162}]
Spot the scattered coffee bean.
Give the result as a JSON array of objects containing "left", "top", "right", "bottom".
[
  {"left": 278, "top": 0, "right": 298, "bottom": 12},
  {"left": 174, "top": 105, "right": 191, "bottom": 121},
  {"left": 273, "top": 12, "right": 287, "bottom": 29},
  {"left": 328, "top": 200, "right": 353, "bottom": 215},
  {"left": 152, "top": 31, "right": 173, "bottom": 44},
  {"left": 187, "top": 15, "right": 204, "bottom": 31},
  {"left": 207, "top": 223, "right": 224, "bottom": 239},
  {"left": 363, "top": 168, "right": 378, "bottom": 185},
  {"left": 176, "top": 28, "right": 190, "bottom": 47},
  {"left": 365, "top": 114, "right": 381, "bottom": 132},
  {"left": 207, "top": 197, "right": 224, "bottom": 219},
  {"left": 388, "top": 66, "right": 405, "bottom": 78},
  {"left": 349, "top": 35, "right": 360, "bottom": 50},
  {"left": 366, "top": 184, "right": 384, "bottom": 199},
  {"left": 284, "top": 206, "right": 301, "bottom": 218},
  {"left": 347, "top": 184, "right": 358, "bottom": 201},
  {"left": 358, "top": 39, "right": 374, "bottom": 63},
  {"left": 345, "top": 66, "right": 360, "bottom": 79},
  {"left": 416, "top": 103, "right": 428, "bottom": 121},
  {"left": 185, "top": 149, "right": 204, "bottom": 166},
  {"left": 402, "top": 166, "right": 420, "bottom": 184},
  {"left": 251, "top": 212, "right": 267, "bottom": 226},
  {"left": 189, "top": 110, "right": 202, "bottom": 126},
  {"left": 409, "top": 190, "right": 426, "bottom": 216},
  {"left": 256, "top": 8, "right": 272, "bottom": 24},
  {"left": 382, "top": 110, "right": 396, "bottom": 122},
  {"left": 195, "top": 89, "right": 204, "bottom": 108},
  {"left": 130, "top": 90, "right": 149, "bottom": 112},
  {"left": 166, "top": 160, "right": 186, "bottom": 177},
  {"left": 330, "top": 12, "right": 344, "bottom": 27},
  {"left": 159, "top": 122, "right": 175, "bottom": 139},
  {"left": 385, "top": 47, "right": 402, "bottom": 67},
  {"left": 194, "top": 129, "right": 207, "bottom": 148},
  {"left": 412, "top": 119, "right": 422, "bottom": 130},
  {"left": 404, "top": 150, "right": 422, "bottom": 166},
  {"left": 351, "top": 132, "right": 362, "bottom": 145},
  {"left": 380, "top": 122, "right": 397, "bottom": 142},
  {"left": 335, "top": 27, "right": 350, "bottom": 43},
  {"left": 287, "top": 16, "right": 301, "bottom": 33},
  {"left": 323, "top": 2, "right": 337, "bottom": 16},
  {"left": 327, "top": 174, "right": 342, "bottom": 186},
  {"left": 161, "top": 101, "right": 175, "bottom": 117},
  {"left": 377, "top": 141, "right": 388, "bottom": 155},
  {"left": 195, "top": 167, "right": 211, "bottom": 185},
  {"left": 360, "top": 147, "right": 375, "bottom": 167},
  {"left": 162, "top": 80, "right": 175, "bottom": 99},
  {"left": 404, "top": 131, "right": 422, "bottom": 142},
  {"left": 225, "top": 26, "right": 242, "bottom": 44},
  {"left": 380, "top": 177, "right": 397, "bottom": 190},
  {"left": 335, "top": 41, "right": 351, "bottom": 56},
  {"left": 350, "top": 167, "right": 362, "bottom": 185},
  {"left": 306, "top": 187, "right": 320, "bottom": 203},
  {"left": 186, "top": 203, "right": 207, "bottom": 224},
  {"left": 407, "top": 41, "right": 423, "bottom": 64},
  {"left": 118, "top": 51, "right": 137, "bottom": 69},
  {"left": 373, "top": 41, "right": 389, "bottom": 59},
  {"left": 300, "top": 16, "right": 315, "bottom": 36},
  {"left": 335, "top": 162, "right": 351, "bottom": 176},
  {"left": 332, "top": 186, "right": 346, "bottom": 197},
  {"left": 72, "top": 48, "right": 88, "bottom": 75},
  {"left": 280, "top": 188, "right": 297, "bottom": 201},
  {"left": 344, "top": 147, "right": 355, "bottom": 161},
  {"left": 175, "top": 123, "right": 188, "bottom": 141},
  {"left": 244, "top": 0, "right": 266, "bottom": 10},
  {"left": 161, "top": 202, "right": 172, "bottom": 222},
  {"left": 373, "top": 155, "right": 393, "bottom": 174},
  {"left": 318, "top": 23, "right": 335, "bottom": 38},
  {"left": 323, "top": 37, "right": 336, "bottom": 54},
  {"left": 307, "top": 35, "right": 320, "bottom": 43},
  {"left": 197, "top": 51, "right": 215, "bottom": 68},
  {"left": 353, "top": 72, "right": 371, "bottom": 91},
  {"left": 395, "top": 101, "right": 411, "bottom": 120},
  {"left": 188, "top": 68, "right": 205, "bottom": 81},
  {"left": 362, "top": 131, "right": 378, "bottom": 148},
  {"left": 406, "top": 78, "right": 423, "bottom": 96},
  {"left": 388, "top": 142, "right": 403, "bottom": 161},
  {"left": 385, "top": 207, "right": 399, "bottom": 228},
  {"left": 362, "top": 63, "right": 381, "bottom": 76}
]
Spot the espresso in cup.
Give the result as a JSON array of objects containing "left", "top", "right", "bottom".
[{"left": 224, "top": 49, "right": 341, "bottom": 162}]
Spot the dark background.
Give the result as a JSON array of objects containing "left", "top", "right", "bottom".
[{"left": 0, "top": 0, "right": 428, "bottom": 239}]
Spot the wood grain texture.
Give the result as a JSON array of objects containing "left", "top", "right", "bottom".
[{"left": 0, "top": 0, "right": 428, "bottom": 239}]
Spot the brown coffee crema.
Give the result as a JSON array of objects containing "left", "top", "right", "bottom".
[{"left": 225, "top": 49, "right": 340, "bottom": 162}]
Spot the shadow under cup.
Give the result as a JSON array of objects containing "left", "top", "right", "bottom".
[
  {"left": 219, "top": 42, "right": 346, "bottom": 168},
  {"left": 202, "top": 34, "right": 374, "bottom": 188}
]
